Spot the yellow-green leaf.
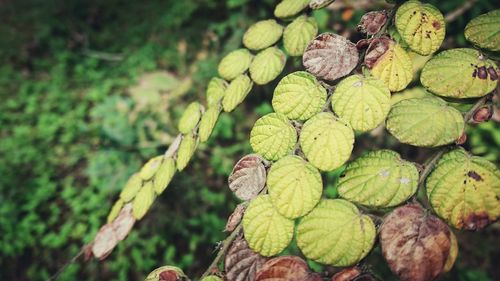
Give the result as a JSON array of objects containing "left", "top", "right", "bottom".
[
  {"left": 206, "top": 77, "right": 227, "bottom": 107},
  {"left": 120, "top": 173, "right": 143, "bottom": 202},
  {"left": 139, "top": 155, "right": 163, "bottom": 181},
  {"left": 132, "top": 181, "right": 155, "bottom": 220},
  {"left": 390, "top": 86, "right": 432, "bottom": 106},
  {"left": 243, "top": 20, "right": 283, "bottom": 51},
  {"left": 153, "top": 157, "right": 176, "bottom": 194},
  {"left": 176, "top": 133, "right": 198, "bottom": 171},
  {"left": 367, "top": 39, "right": 413, "bottom": 92},
  {"left": 107, "top": 199, "right": 124, "bottom": 223},
  {"left": 274, "top": 0, "right": 309, "bottom": 19},
  {"left": 201, "top": 277, "right": 222, "bottom": 281},
  {"left": 222, "top": 74, "right": 253, "bottom": 112},
  {"left": 299, "top": 112, "right": 354, "bottom": 171},
  {"left": 218, "top": 49, "right": 253, "bottom": 81},
  {"left": 249, "top": 47, "right": 286, "bottom": 85},
  {"left": 444, "top": 231, "right": 458, "bottom": 272},
  {"left": 198, "top": 106, "right": 221, "bottom": 142},
  {"left": 386, "top": 97, "right": 464, "bottom": 147},
  {"left": 297, "top": 199, "right": 376, "bottom": 266},
  {"left": 272, "top": 71, "right": 327, "bottom": 121},
  {"left": 421, "top": 48, "right": 499, "bottom": 98},
  {"left": 426, "top": 148, "right": 500, "bottom": 230},
  {"left": 243, "top": 195, "right": 294, "bottom": 256},
  {"left": 267, "top": 156, "right": 323, "bottom": 219},
  {"left": 331, "top": 75, "right": 391, "bottom": 132},
  {"left": 178, "top": 102, "right": 202, "bottom": 134},
  {"left": 465, "top": 9, "right": 500, "bottom": 52},
  {"left": 250, "top": 113, "right": 297, "bottom": 161},
  {"left": 283, "top": 15, "right": 318, "bottom": 57},
  {"left": 395, "top": 0, "right": 445, "bottom": 55},
  {"left": 338, "top": 150, "right": 419, "bottom": 208}
]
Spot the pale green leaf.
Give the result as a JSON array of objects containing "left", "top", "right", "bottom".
[
  {"left": 139, "top": 155, "right": 163, "bottom": 180},
  {"left": 120, "top": 173, "right": 143, "bottom": 202},
  {"left": 218, "top": 49, "right": 253, "bottom": 81},
  {"left": 272, "top": 71, "right": 327, "bottom": 121},
  {"left": 299, "top": 112, "right": 354, "bottom": 171},
  {"left": 243, "top": 195, "right": 294, "bottom": 256},
  {"left": 465, "top": 9, "right": 500, "bottom": 52},
  {"left": 107, "top": 199, "right": 124, "bottom": 223},
  {"left": 250, "top": 113, "right": 297, "bottom": 161},
  {"left": 222, "top": 74, "right": 253, "bottom": 112},
  {"left": 178, "top": 102, "right": 202, "bottom": 134},
  {"left": 297, "top": 199, "right": 376, "bottom": 266},
  {"left": 243, "top": 20, "right": 283, "bottom": 51},
  {"left": 176, "top": 133, "right": 198, "bottom": 171},
  {"left": 283, "top": 15, "right": 318, "bottom": 56},
  {"left": 206, "top": 77, "right": 227, "bottom": 107},
  {"left": 198, "top": 106, "right": 221, "bottom": 142},
  {"left": 267, "top": 155, "right": 323, "bottom": 219},
  {"left": 132, "top": 181, "right": 155, "bottom": 220},
  {"left": 274, "top": 0, "right": 309, "bottom": 19},
  {"left": 249, "top": 47, "right": 286, "bottom": 85},
  {"left": 338, "top": 150, "right": 419, "bottom": 207},
  {"left": 153, "top": 157, "right": 176, "bottom": 194}
]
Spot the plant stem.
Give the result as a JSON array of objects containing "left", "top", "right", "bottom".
[
  {"left": 200, "top": 223, "right": 243, "bottom": 279},
  {"left": 445, "top": 0, "right": 479, "bottom": 23}
]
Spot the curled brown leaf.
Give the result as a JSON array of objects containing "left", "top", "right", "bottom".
[
  {"left": 225, "top": 203, "right": 247, "bottom": 232},
  {"left": 255, "top": 256, "right": 322, "bottom": 281},
  {"left": 228, "top": 154, "right": 267, "bottom": 200},
  {"left": 224, "top": 238, "right": 268, "bottom": 281},
  {"left": 358, "top": 11, "right": 388, "bottom": 35}
]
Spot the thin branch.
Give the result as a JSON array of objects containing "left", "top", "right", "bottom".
[
  {"left": 445, "top": 0, "right": 479, "bottom": 23},
  {"left": 47, "top": 248, "right": 84, "bottom": 281},
  {"left": 200, "top": 223, "right": 243, "bottom": 279}
]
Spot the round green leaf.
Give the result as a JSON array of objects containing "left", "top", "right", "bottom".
[
  {"left": 218, "top": 49, "right": 253, "bottom": 81},
  {"left": 465, "top": 9, "right": 500, "bottom": 52},
  {"left": 222, "top": 74, "right": 253, "bottom": 112},
  {"left": 283, "top": 15, "right": 318, "bottom": 57},
  {"left": 206, "top": 77, "right": 227, "bottom": 107},
  {"left": 338, "top": 150, "right": 419, "bottom": 208},
  {"left": 243, "top": 195, "right": 294, "bottom": 256},
  {"left": 331, "top": 75, "right": 391, "bottom": 132},
  {"left": 297, "top": 199, "right": 376, "bottom": 266},
  {"left": 395, "top": 0, "right": 445, "bottom": 55},
  {"left": 421, "top": 48, "right": 499, "bottom": 98},
  {"left": 176, "top": 133, "right": 198, "bottom": 171},
  {"left": 139, "top": 155, "right": 163, "bottom": 181},
  {"left": 107, "top": 199, "right": 124, "bottom": 223},
  {"left": 201, "top": 277, "right": 222, "bottom": 281},
  {"left": 272, "top": 71, "right": 327, "bottom": 121},
  {"left": 274, "top": 0, "right": 309, "bottom": 19},
  {"left": 132, "top": 181, "right": 155, "bottom": 220},
  {"left": 198, "top": 106, "right": 221, "bottom": 142},
  {"left": 367, "top": 39, "right": 413, "bottom": 92},
  {"left": 178, "top": 102, "right": 202, "bottom": 134},
  {"left": 249, "top": 47, "right": 286, "bottom": 85},
  {"left": 243, "top": 20, "right": 283, "bottom": 51},
  {"left": 299, "top": 112, "right": 354, "bottom": 171},
  {"left": 153, "top": 157, "right": 176, "bottom": 194},
  {"left": 386, "top": 97, "right": 464, "bottom": 147},
  {"left": 120, "top": 173, "right": 143, "bottom": 202},
  {"left": 250, "top": 113, "right": 297, "bottom": 161},
  {"left": 426, "top": 148, "right": 500, "bottom": 230},
  {"left": 267, "top": 156, "right": 323, "bottom": 219}
]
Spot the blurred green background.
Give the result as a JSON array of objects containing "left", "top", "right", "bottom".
[{"left": 0, "top": 0, "right": 499, "bottom": 280}]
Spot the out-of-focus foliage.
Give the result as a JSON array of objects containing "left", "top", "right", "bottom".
[{"left": 0, "top": 0, "right": 498, "bottom": 281}]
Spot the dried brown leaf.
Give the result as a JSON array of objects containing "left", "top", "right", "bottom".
[
  {"left": 380, "top": 204, "right": 452, "bottom": 281},
  {"left": 255, "top": 256, "right": 322, "bottom": 281},
  {"left": 224, "top": 238, "right": 268, "bottom": 281},
  {"left": 112, "top": 203, "right": 136, "bottom": 241},
  {"left": 364, "top": 37, "right": 392, "bottom": 69},
  {"left": 358, "top": 11, "right": 387, "bottom": 35},
  {"left": 228, "top": 154, "right": 267, "bottom": 200},
  {"left": 303, "top": 33, "right": 359, "bottom": 81},
  {"left": 331, "top": 267, "right": 361, "bottom": 281},
  {"left": 91, "top": 224, "right": 118, "bottom": 260},
  {"left": 225, "top": 203, "right": 247, "bottom": 232}
]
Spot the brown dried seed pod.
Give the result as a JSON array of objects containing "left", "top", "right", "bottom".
[
  {"left": 225, "top": 203, "right": 247, "bottom": 232},
  {"left": 358, "top": 11, "right": 388, "bottom": 35},
  {"left": 224, "top": 238, "right": 268, "bottom": 281},
  {"left": 380, "top": 204, "right": 453, "bottom": 281},
  {"left": 303, "top": 33, "right": 359, "bottom": 81},
  {"left": 255, "top": 256, "right": 322, "bottom": 281},
  {"left": 228, "top": 154, "right": 267, "bottom": 200}
]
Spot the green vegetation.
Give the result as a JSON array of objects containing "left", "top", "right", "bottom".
[{"left": 0, "top": 1, "right": 498, "bottom": 280}]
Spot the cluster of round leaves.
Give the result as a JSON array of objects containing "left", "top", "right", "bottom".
[{"left": 143, "top": 1, "right": 499, "bottom": 281}]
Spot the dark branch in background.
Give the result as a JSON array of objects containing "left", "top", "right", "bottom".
[{"left": 445, "top": 0, "right": 479, "bottom": 23}]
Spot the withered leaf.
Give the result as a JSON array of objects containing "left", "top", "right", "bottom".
[
  {"left": 225, "top": 203, "right": 247, "bottom": 232},
  {"left": 358, "top": 11, "right": 388, "bottom": 35},
  {"left": 303, "top": 33, "right": 359, "bottom": 81},
  {"left": 364, "top": 37, "right": 392, "bottom": 69},
  {"left": 91, "top": 224, "right": 118, "bottom": 260},
  {"left": 112, "top": 203, "right": 136, "bottom": 241},
  {"left": 224, "top": 238, "right": 268, "bottom": 281},
  {"left": 331, "top": 267, "right": 361, "bottom": 281},
  {"left": 228, "top": 154, "right": 267, "bottom": 200},
  {"left": 380, "top": 204, "right": 452, "bottom": 281},
  {"left": 255, "top": 256, "right": 322, "bottom": 281}
]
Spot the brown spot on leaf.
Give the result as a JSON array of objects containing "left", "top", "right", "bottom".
[
  {"left": 455, "top": 132, "right": 467, "bottom": 145},
  {"left": 487, "top": 66, "right": 498, "bottom": 80},
  {"left": 380, "top": 204, "right": 452, "bottom": 281},
  {"left": 159, "top": 271, "right": 178, "bottom": 281},
  {"left": 432, "top": 20, "right": 442, "bottom": 30},
  {"left": 462, "top": 212, "right": 490, "bottom": 230},
  {"left": 477, "top": 66, "right": 488, "bottom": 79},
  {"left": 467, "top": 171, "right": 483, "bottom": 181}
]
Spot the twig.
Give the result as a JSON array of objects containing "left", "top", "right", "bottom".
[
  {"left": 47, "top": 249, "right": 84, "bottom": 281},
  {"left": 445, "top": 0, "right": 479, "bottom": 23},
  {"left": 200, "top": 223, "right": 243, "bottom": 279}
]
